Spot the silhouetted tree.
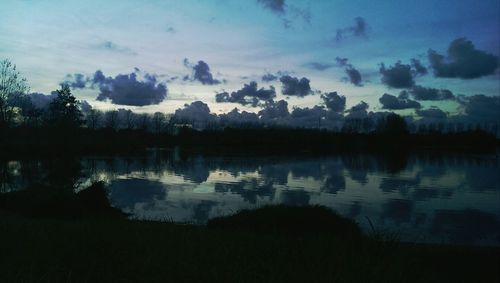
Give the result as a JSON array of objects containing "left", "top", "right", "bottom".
[
  {"left": 0, "top": 59, "right": 29, "bottom": 128},
  {"left": 104, "top": 110, "right": 118, "bottom": 130},
  {"left": 138, "top": 113, "right": 150, "bottom": 131},
  {"left": 376, "top": 113, "right": 408, "bottom": 135},
  {"left": 123, "top": 109, "right": 135, "bottom": 130},
  {"left": 45, "top": 84, "right": 83, "bottom": 129},
  {"left": 153, "top": 112, "right": 165, "bottom": 134},
  {"left": 86, "top": 109, "right": 102, "bottom": 130}
]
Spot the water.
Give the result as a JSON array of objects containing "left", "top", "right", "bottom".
[{"left": 1, "top": 148, "right": 499, "bottom": 246}]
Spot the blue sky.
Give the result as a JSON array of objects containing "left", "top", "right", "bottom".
[{"left": 0, "top": 0, "right": 498, "bottom": 116}]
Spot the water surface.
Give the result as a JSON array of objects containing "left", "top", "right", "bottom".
[{"left": 2, "top": 148, "right": 499, "bottom": 246}]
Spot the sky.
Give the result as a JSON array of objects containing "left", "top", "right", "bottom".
[{"left": 0, "top": 0, "right": 499, "bottom": 118}]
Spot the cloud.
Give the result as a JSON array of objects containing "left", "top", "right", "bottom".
[
  {"left": 184, "top": 59, "right": 222, "bottom": 85},
  {"left": 335, "top": 57, "right": 349, "bottom": 67},
  {"left": 345, "top": 67, "right": 362, "bottom": 86},
  {"left": 256, "top": 0, "right": 310, "bottom": 28},
  {"left": 408, "top": 86, "right": 454, "bottom": 101},
  {"left": 258, "top": 99, "right": 289, "bottom": 120},
  {"left": 257, "top": 0, "right": 285, "bottom": 14},
  {"left": 428, "top": 38, "right": 499, "bottom": 79},
  {"left": 304, "top": 62, "right": 335, "bottom": 71},
  {"left": 416, "top": 108, "right": 447, "bottom": 119},
  {"left": 97, "top": 41, "right": 136, "bottom": 55},
  {"left": 411, "top": 58, "right": 428, "bottom": 76},
  {"left": 459, "top": 94, "right": 500, "bottom": 123},
  {"left": 289, "top": 106, "right": 331, "bottom": 128},
  {"left": 63, "top": 73, "right": 88, "bottom": 89},
  {"left": 193, "top": 61, "right": 221, "bottom": 85},
  {"left": 219, "top": 108, "right": 260, "bottom": 125},
  {"left": 379, "top": 61, "right": 415, "bottom": 88},
  {"left": 280, "top": 75, "right": 312, "bottom": 97},
  {"left": 321, "top": 92, "right": 346, "bottom": 112},
  {"left": 349, "top": 101, "right": 369, "bottom": 112},
  {"left": 335, "top": 57, "right": 363, "bottom": 86},
  {"left": 215, "top": 81, "right": 276, "bottom": 106},
  {"left": 165, "top": 26, "right": 176, "bottom": 33},
  {"left": 345, "top": 101, "right": 369, "bottom": 119},
  {"left": 28, "top": 92, "right": 58, "bottom": 109},
  {"left": 261, "top": 73, "right": 278, "bottom": 82},
  {"left": 336, "top": 17, "right": 368, "bottom": 42},
  {"left": 379, "top": 93, "right": 421, "bottom": 110},
  {"left": 92, "top": 70, "right": 168, "bottom": 106},
  {"left": 174, "top": 101, "right": 215, "bottom": 125}
]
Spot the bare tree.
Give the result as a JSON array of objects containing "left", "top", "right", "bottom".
[
  {"left": 87, "top": 109, "right": 102, "bottom": 130},
  {"left": 0, "top": 59, "right": 29, "bottom": 127},
  {"left": 138, "top": 113, "right": 150, "bottom": 131},
  {"left": 153, "top": 112, "right": 165, "bottom": 134},
  {"left": 105, "top": 110, "right": 119, "bottom": 130},
  {"left": 124, "top": 109, "right": 135, "bottom": 130}
]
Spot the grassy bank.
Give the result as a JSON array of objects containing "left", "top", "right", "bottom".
[{"left": 0, "top": 205, "right": 498, "bottom": 283}]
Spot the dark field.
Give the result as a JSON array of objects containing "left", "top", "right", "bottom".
[{"left": 1, "top": 204, "right": 498, "bottom": 283}]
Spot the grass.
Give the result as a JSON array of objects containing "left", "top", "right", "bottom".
[{"left": 0, "top": 203, "right": 499, "bottom": 283}]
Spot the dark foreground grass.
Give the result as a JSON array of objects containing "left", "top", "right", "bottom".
[{"left": 1, "top": 206, "right": 498, "bottom": 283}]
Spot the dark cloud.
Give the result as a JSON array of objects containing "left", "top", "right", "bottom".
[
  {"left": 349, "top": 101, "right": 369, "bottom": 112},
  {"left": 183, "top": 59, "right": 221, "bottom": 85},
  {"left": 335, "top": 57, "right": 349, "bottom": 67},
  {"left": 257, "top": 0, "right": 285, "bottom": 14},
  {"left": 379, "top": 93, "right": 421, "bottom": 110},
  {"left": 345, "top": 67, "right": 362, "bottom": 86},
  {"left": 192, "top": 60, "right": 221, "bottom": 85},
  {"left": 258, "top": 99, "right": 289, "bottom": 120},
  {"left": 428, "top": 38, "right": 499, "bottom": 79},
  {"left": 336, "top": 17, "right": 368, "bottom": 42},
  {"left": 92, "top": 70, "right": 168, "bottom": 106},
  {"left": 321, "top": 92, "right": 346, "bottom": 112},
  {"left": 289, "top": 106, "right": 343, "bottom": 128},
  {"left": 173, "top": 101, "right": 216, "bottom": 128},
  {"left": 280, "top": 75, "right": 312, "bottom": 97},
  {"left": 459, "top": 94, "right": 500, "bottom": 122},
  {"left": 335, "top": 57, "right": 363, "bottom": 86},
  {"left": 379, "top": 62, "right": 415, "bottom": 88},
  {"left": 408, "top": 86, "right": 454, "bottom": 101},
  {"left": 411, "top": 58, "right": 428, "bottom": 76},
  {"left": 262, "top": 73, "right": 278, "bottom": 82},
  {"left": 256, "top": 0, "right": 310, "bottom": 28},
  {"left": 416, "top": 108, "right": 447, "bottom": 119},
  {"left": 290, "top": 105, "right": 326, "bottom": 120},
  {"left": 345, "top": 101, "right": 369, "bottom": 120},
  {"left": 97, "top": 41, "right": 136, "bottom": 55},
  {"left": 64, "top": 73, "right": 88, "bottom": 89},
  {"left": 219, "top": 108, "right": 260, "bottom": 125},
  {"left": 215, "top": 81, "right": 276, "bottom": 107},
  {"left": 304, "top": 62, "right": 335, "bottom": 71},
  {"left": 28, "top": 92, "right": 58, "bottom": 109}
]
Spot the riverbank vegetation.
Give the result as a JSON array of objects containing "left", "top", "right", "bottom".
[{"left": 0, "top": 182, "right": 498, "bottom": 282}]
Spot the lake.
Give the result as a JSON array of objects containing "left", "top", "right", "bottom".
[{"left": 1, "top": 148, "right": 499, "bottom": 246}]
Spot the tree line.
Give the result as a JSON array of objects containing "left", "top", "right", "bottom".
[{"left": 1, "top": 59, "right": 498, "bottom": 138}]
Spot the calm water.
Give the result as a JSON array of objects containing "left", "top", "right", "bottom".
[{"left": 1, "top": 148, "right": 499, "bottom": 246}]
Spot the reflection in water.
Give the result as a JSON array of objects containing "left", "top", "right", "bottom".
[{"left": 1, "top": 148, "right": 499, "bottom": 246}]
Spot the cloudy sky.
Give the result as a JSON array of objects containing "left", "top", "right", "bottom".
[{"left": 1, "top": 0, "right": 499, "bottom": 116}]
